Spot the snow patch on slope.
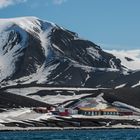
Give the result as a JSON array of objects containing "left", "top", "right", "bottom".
[
  {"left": 0, "top": 108, "right": 52, "bottom": 123},
  {"left": 6, "top": 87, "right": 93, "bottom": 104},
  {"left": 0, "top": 17, "right": 56, "bottom": 83},
  {"left": 0, "top": 25, "right": 28, "bottom": 82},
  {"left": 6, "top": 87, "right": 102, "bottom": 95},
  {"left": 106, "top": 50, "right": 140, "bottom": 70},
  {"left": 132, "top": 81, "right": 140, "bottom": 88},
  {"left": 6, "top": 87, "right": 105, "bottom": 104},
  {"left": 31, "top": 94, "right": 92, "bottom": 104},
  {"left": 115, "top": 83, "right": 126, "bottom": 89},
  {"left": 86, "top": 47, "right": 101, "bottom": 60},
  {"left": 109, "top": 58, "right": 117, "bottom": 69}
]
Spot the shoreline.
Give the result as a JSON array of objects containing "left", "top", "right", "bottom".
[{"left": 0, "top": 125, "right": 140, "bottom": 132}]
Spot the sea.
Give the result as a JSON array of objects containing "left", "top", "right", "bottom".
[{"left": 0, "top": 129, "right": 140, "bottom": 140}]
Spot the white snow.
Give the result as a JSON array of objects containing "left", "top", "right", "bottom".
[
  {"left": 5, "top": 87, "right": 107, "bottom": 104},
  {"left": 0, "top": 17, "right": 55, "bottom": 33},
  {"left": 52, "top": 43, "right": 64, "bottom": 54},
  {"left": 0, "top": 108, "right": 31, "bottom": 122},
  {"left": 81, "top": 74, "right": 90, "bottom": 86},
  {"left": 0, "top": 17, "right": 56, "bottom": 84},
  {"left": 0, "top": 25, "right": 28, "bottom": 82},
  {"left": 95, "top": 93, "right": 108, "bottom": 109},
  {"left": 106, "top": 50, "right": 140, "bottom": 70},
  {"left": 109, "top": 58, "right": 117, "bottom": 69},
  {"left": 86, "top": 47, "right": 101, "bottom": 60},
  {"left": 6, "top": 87, "right": 107, "bottom": 95},
  {"left": 115, "top": 83, "right": 126, "bottom": 89},
  {"left": 85, "top": 74, "right": 90, "bottom": 81},
  {"left": 131, "top": 81, "right": 140, "bottom": 88},
  {"left": 30, "top": 94, "right": 92, "bottom": 104},
  {"left": 74, "top": 63, "right": 119, "bottom": 72},
  {"left": 96, "top": 93, "right": 107, "bottom": 103},
  {"left": 0, "top": 108, "right": 53, "bottom": 123}
]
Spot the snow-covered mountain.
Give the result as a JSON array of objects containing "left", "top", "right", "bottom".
[
  {"left": 0, "top": 16, "right": 125, "bottom": 87},
  {"left": 0, "top": 17, "right": 140, "bottom": 108}
]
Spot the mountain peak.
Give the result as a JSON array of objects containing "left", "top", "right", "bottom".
[{"left": 0, "top": 16, "right": 56, "bottom": 32}]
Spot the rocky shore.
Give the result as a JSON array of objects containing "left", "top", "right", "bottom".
[{"left": 0, "top": 125, "right": 140, "bottom": 132}]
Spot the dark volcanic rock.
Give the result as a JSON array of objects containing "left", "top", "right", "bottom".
[
  {"left": 0, "top": 91, "right": 52, "bottom": 108},
  {"left": 125, "top": 57, "right": 134, "bottom": 61},
  {"left": 51, "top": 28, "right": 122, "bottom": 69}
]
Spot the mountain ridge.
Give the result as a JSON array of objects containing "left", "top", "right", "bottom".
[{"left": 0, "top": 16, "right": 127, "bottom": 87}]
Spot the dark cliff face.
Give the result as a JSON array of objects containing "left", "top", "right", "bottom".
[
  {"left": 50, "top": 28, "right": 122, "bottom": 69},
  {"left": 12, "top": 32, "right": 46, "bottom": 80}
]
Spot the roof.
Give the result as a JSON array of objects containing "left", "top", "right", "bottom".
[
  {"left": 79, "top": 107, "right": 118, "bottom": 112},
  {"left": 79, "top": 107, "right": 100, "bottom": 111},
  {"left": 101, "top": 108, "right": 118, "bottom": 112}
]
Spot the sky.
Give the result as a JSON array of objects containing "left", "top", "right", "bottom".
[{"left": 0, "top": 0, "right": 140, "bottom": 50}]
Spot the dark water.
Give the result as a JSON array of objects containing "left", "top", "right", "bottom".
[{"left": 0, "top": 129, "right": 140, "bottom": 140}]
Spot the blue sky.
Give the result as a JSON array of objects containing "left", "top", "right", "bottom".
[{"left": 0, "top": 0, "right": 140, "bottom": 50}]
